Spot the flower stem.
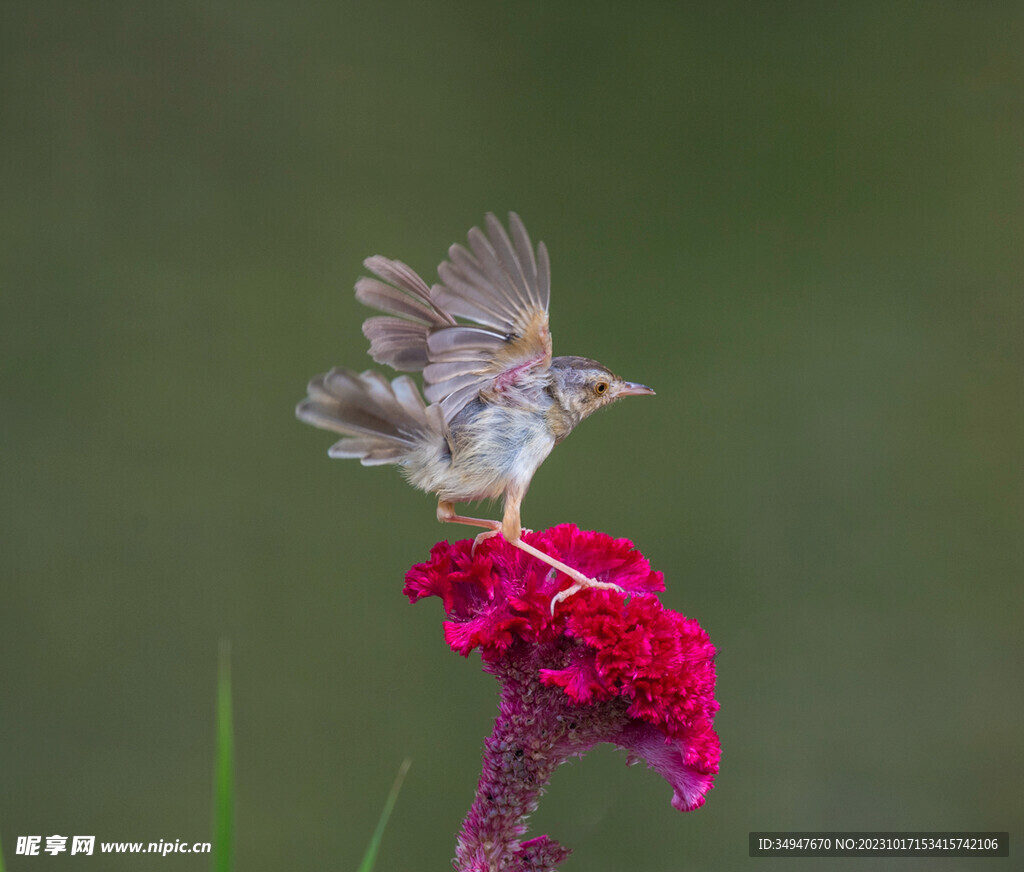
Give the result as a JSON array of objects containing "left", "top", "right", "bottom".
[{"left": 454, "top": 645, "right": 629, "bottom": 872}]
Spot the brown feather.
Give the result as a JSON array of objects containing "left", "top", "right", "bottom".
[{"left": 349, "top": 214, "right": 554, "bottom": 422}]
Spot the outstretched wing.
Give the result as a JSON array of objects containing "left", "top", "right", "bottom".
[
  {"left": 427, "top": 212, "right": 552, "bottom": 419},
  {"left": 357, "top": 213, "right": 553, "bottom": 422},
  {"left": 357, "top": 256, "right": 455, "bottom": 372}
]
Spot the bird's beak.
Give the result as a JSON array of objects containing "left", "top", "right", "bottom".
[{"left": 616, "top": 381, "right": 656, "bottom": 397}]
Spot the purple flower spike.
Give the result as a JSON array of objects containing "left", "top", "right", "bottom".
[{"left": 406, "top": 525, "right": 720, "bottom": 871}]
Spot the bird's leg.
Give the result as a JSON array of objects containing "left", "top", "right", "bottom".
[
  {"left": 437, "top": 501, "right": 503, "bottom": 553},
  {"left": 499, "top": 490, "right": 623, "bottom": 613}
]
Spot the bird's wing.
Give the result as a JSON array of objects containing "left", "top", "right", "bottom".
[
  {"left": 426, "top": 212, "right": 552, "bottom": 420},
  {"left": 355, "top": 213, "right": 553, "bottom": 422},
  {"left": 357, "top": 257, "right": 455, "bottom": 372}
]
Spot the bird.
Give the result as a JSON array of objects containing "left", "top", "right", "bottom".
[{"left": 296, "top": 212, "right": 654, "bottom": 608}]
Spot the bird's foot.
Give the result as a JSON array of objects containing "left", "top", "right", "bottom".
[
  {"left": 549, "top": 576, "right": 624, "bottom": 614},
  {"left": 471, "top": 529, "right": 500, "bottom": 555},
  {"left": 471, "top": 527, "right": 533, "bottom": 556},
  {"left": 501, "top": 535, "right": 622, "bottom": 613}
]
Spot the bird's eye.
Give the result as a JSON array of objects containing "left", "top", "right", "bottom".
[{"left": 594, "top": 382, "right": 609, "bottom": 395}]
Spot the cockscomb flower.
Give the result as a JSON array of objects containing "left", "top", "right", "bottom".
[{"left": 405, "top": 524, "right": 720, "bottom": 872}]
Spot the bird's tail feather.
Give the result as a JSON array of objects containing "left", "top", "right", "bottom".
[{"left": 296, "top": 368, "right": 443, "bottom": 466}]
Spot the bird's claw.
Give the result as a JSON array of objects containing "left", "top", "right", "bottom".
[
  {"left": 549, "top": 577, "right": 624, "bottom": 615},
  {"left": 471, "top": 529, "right": 501, "bottom": 556},
  {"left": 471, "top": 528, "right": 534, "bottom": 556}
]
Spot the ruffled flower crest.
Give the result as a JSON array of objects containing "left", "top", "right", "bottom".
[{"left": 405, "top": 524, "right": 720, "bottom": 872}]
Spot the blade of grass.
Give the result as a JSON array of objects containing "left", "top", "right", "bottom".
[
  {"left": 355, "top": 758, "right": 412, "bottom": 872},
  {"left": 212, "top": 640, "right": 235, "bottom": 872},
  {"left": 0, "top": 832, "right": 6, "bottom": 872}
]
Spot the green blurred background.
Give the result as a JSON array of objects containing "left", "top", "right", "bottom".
[{"left": 2, "top": 2, "right": 1021, "bottom": 870}]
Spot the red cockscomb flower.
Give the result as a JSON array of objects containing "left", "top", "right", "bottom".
[{"left": 405, "top": 524, "right": 720, "bottom": 872}]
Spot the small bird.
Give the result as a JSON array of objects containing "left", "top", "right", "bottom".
[{"left": 297, "top": 213, "right": 654, "bottom": 607}]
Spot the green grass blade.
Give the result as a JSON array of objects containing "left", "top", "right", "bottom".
[
  {"left": 355, "top": 758, "right": 412, "bottom": 872},
  {"left": 0, "top": 832, "right": 6, "bottom": 872},
  {"left": 212, "top": 640, "right": 235, "bottom": 872}
]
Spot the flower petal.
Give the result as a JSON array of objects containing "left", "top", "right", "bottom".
[{"left": 615, "top": 722, "right": 719, "bottom": 812}]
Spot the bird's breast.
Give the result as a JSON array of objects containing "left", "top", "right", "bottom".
[{"left": 443, "top": 400, "right": 556, "bottom": 501}]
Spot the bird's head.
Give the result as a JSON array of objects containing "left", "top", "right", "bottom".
[{"left": 547, "top": 356, "right": 655, "bottom": 435}]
